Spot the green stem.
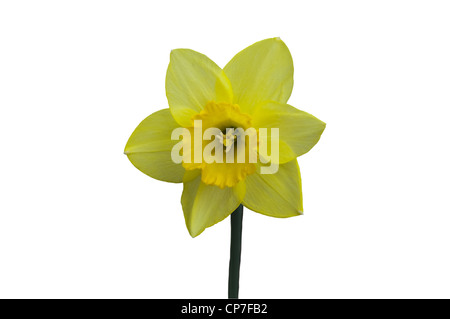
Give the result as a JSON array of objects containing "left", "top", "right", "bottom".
[{"left": 228, "top": 204, "right": 243, "bottom": 299}]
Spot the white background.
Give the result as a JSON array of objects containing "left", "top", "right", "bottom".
[{"left": 1, "top": 0, "right": 449, "bottom": 299}]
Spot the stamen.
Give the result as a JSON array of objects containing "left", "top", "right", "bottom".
[{"left": 216, "top": 130, "right": 239, "bottom": 153}]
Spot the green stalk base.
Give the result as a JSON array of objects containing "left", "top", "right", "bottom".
[{"left": 228, "top": 204, "right": 243, "bottom": 299}]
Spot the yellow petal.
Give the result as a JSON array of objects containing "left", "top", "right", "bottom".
[
  {"left": 243, "top": 160, "right": 302, "bottom": 217},
  {"left": 224, "top": 37, "right": 294, "bottom": 114},
  {"left": 253, "top": 102, "right": 326, "bottom": 163},
  {"left": 181, "top": 177, "right": 245, "bottom": 237},
  {"left": 183, "top": 168, "right": 201, "bottom": 183},
  {"left": 166, "top": 49, "right": 233, "bottom": 127},
  {"left": 125, "top": 109, "right": 185, "bottom": 183}
]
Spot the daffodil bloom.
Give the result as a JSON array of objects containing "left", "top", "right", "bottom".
[{"left": 125, "top": 38, "right": 325, "bottom": 237}]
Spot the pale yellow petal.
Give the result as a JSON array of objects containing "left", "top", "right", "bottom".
[
  {"left": 181, "top": 177, "right": 245, "bottom": 237},
  {"left": 243, "top": 160, "right": 302, "bottom": 217},
  {"left": 183, "top": 169, "right": 201, "bottom": 183},
  {"left": 253, "top": 102, "right": 326, "bottom": 163},
  {"left": 125, "top": 109, "right": 185, "bottom": 183},
  {"left": 224, "top": 37, "right": 293, "bottom": 114},
  {"left": 166, "top": 49, "right": 233, "bottom": 127}
]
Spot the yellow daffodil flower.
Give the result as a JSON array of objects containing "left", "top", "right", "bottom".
[{"left": 125, "top": 38, "right": 326, "bottom": 237}]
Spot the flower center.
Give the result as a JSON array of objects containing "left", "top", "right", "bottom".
[
  {"left": 182, "top": 101, "right": 257, "bottom": 188},
  {"left": 216, "top": 128, "right": 239, "bottom": 153}
]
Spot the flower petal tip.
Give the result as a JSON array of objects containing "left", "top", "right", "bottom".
[
  {"left": 187, "top": 225, "right": 207, "bottom": 238},
  {"left": 188, "top": 231, "right": 201, "bottom": 238}
]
